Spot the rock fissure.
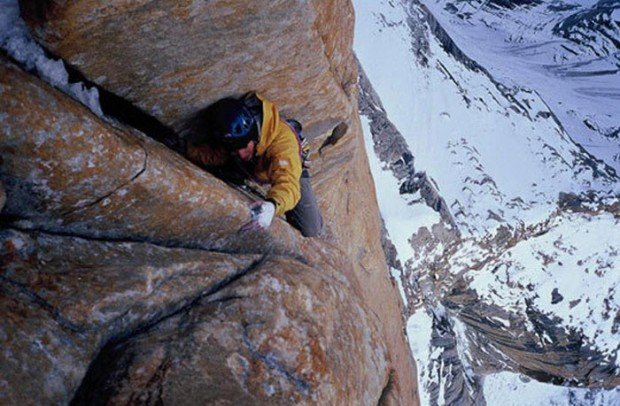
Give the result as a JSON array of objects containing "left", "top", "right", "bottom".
[
  {"left": 206, "top": 294, "right": 246, "bottom": 304},
  {"left": 1, "top": 248, "right": 268, "bottom": 339},
  {"left": 0, "top": 274, "right": 86, "bottom": 334},
  {"left": 312, "top": 26, "right": 354, "bottom": 106},
  {"left": 5, "top": 223, "right": 307, "bottom": 263},
  {"left": 2, "top": 36, "right": 180, "bottom": 161},
  {"left": 241, "top": 326, "right": 312, "bottom": 397},
  {"left": 377, "top": 369, "right": 395, "bottom": 405},
  {"left": 60, "top": 144, "right": 149, "bottom": 217},
  {"left": 67, "top": 256, "right": 273, "bottom": 402},
  {"left": 129, "top": 357, "right": 171, "bottom": 405},
  {"left": 3, "top": 224, "right": 229, "bottom": 253},
  {"left": 97, "top": 254, "right": 271, "bottom": 350},
  {"left": 28, "top": 37, "right": 185, "bottom": 154},
  {"left": 1, "top": 226, "right": 295, "bottom": 343}
]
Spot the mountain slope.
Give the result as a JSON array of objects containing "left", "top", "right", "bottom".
[
  {"left": 423, "top": 0, "right": 620, "bottom": 174},
  {"left": 354, "top": 0, "right": 619, "bottom": 404}
]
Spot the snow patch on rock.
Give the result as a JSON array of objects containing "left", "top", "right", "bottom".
[{"left": 0, "top": 0, "right": 104, "bottom": 117}]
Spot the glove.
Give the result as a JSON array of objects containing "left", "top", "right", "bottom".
[
  {"left": 240, "top": 200, "right": 276, "bottom": 232},
  {"left": 250, "top": 200, "right": 275, "bottom": 228}
]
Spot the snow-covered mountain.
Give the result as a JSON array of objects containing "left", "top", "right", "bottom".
[
  {"left": 354, "top": 0, "right": 620, "bottom": 404},
  {"left": 424, "top": 0, "right": 620, "bottom": 174}
]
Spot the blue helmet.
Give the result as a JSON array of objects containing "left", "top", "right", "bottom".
[{"left": 209, "top": 98, "right": 258, "bottom": 150}]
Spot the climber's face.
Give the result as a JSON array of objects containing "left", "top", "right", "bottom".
[{"left": 233, "top": 140, "right": 256, "bottom": 162}]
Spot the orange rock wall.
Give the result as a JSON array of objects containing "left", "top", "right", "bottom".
[{"left": 12, "top": 0, "right": 420, "bottom": 403}]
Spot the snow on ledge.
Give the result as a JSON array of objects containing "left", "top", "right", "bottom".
[{"left": 0, "top": 0, "right": 104, "bottom": 117}]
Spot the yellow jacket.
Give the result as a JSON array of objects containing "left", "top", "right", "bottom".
[{"left": 187, "top": 94, "right": 302, "bottom": 216}]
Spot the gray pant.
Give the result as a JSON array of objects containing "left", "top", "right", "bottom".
[{"left": 286, "top": 170, "right": 323, "bottom": 237}]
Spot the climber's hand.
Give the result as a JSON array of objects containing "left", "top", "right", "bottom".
[{"left": 240, "top": 200, "right": 275, "bottom": 232}]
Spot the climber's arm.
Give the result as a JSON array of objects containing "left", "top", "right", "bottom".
[{"left": 186, "top": 142, "right": 229, "bottom": 167}]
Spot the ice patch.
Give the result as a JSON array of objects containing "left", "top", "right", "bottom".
[{"left": 0, "top": 0, "right": 104, "bottom": 117}]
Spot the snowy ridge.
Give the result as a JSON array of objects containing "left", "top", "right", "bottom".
[{"left": 552, "top": 0, "right": 620, "bottom": 60}]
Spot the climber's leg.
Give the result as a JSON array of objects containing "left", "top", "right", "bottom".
[{"left": 285, "top": 170, "right": 323, "bottom": 237}]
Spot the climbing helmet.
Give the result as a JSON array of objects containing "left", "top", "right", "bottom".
[{"left": 210, "top": 98, "right": 258, "bottom": 150}]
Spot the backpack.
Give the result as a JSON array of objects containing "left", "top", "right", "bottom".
[{"left": 285, "top": 118, "right": 311, "bottom": 169}]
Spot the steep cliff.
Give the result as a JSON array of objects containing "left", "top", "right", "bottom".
[{"left": 0, "top": 0, "right": 418, "bottom": 404}]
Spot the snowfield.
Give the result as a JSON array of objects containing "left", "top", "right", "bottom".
[
  {"left": 422, "top": 0, "right": 620, "bottom": 174},
  {"left": 466, "top": 210, "right": 619, "bottom": 364}
]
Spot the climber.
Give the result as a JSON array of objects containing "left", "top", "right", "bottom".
[{"left": 184, "top": 92, "right": 323, "bottom": 237}]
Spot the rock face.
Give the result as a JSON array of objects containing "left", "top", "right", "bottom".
[
  {"left": 2, "top": 0, "right": 419, "bottom": 403},
  {"left": 0, "top": 57, "right": 299, "bottom": 256},
  {"left": 19, "top": 0, "right": 356, "bottom": 138},
  {"left": 2, "top": 228, "right": 388, "bottom": 405},
  {"left": 72, "top": 256, "right": 385, "bottom": 405}
]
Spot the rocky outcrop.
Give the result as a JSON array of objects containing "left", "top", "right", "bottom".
[
  {"left": 0, "top": 57, "right": 299, "bottom": 256},
  {"left": 402, "top": 194, "right": 620, "bottom": 391},
  {"left": 2, "top": 228, "right": 388, "bottom": 405},
  {"left": 2, "top": 0, "right": 419, "bottom": 403},
  {"left": 552, "top": 0, "right": 620, "bottom": 61},
  {"left": 445, "top": 282, "right": 620, "bottom": 387},
  {"left": 71, "top": 254, "right": 384, "bottom": 405},
  {"left": 0, "top": 228, "right": 255, "bottom": 404}
]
